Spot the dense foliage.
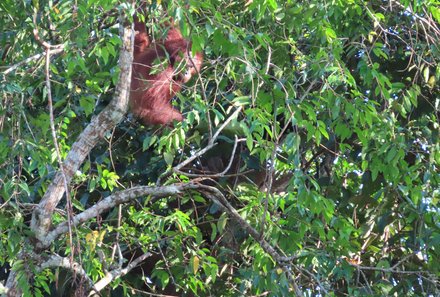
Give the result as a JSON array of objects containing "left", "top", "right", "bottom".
[{"left": 0, "top": 0, "right": 439, "bottom": 296}]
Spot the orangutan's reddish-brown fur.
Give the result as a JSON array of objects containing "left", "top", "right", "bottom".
[
  {"left": 134, "top": 19, "right": 150, "bottom": 56},
  {"left": 130, "top": 17, "right": 203, "bottom": 126}
]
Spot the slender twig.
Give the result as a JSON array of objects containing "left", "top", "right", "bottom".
[
  {"left": 296, "top": 265, "right": 329, "bottom": 295},
  {"left": 89, "top": 252, "right": 152, "bottom": 296},
  {"left": 32, "top": 12, "right": 64, "bottom": 50},
  {"left": 389, "top": 0, "right": 440, "bottom": 38},
  {"left": 174, "top": 136, "right": 243, "bottom": 178},
  {"left": 35, "top": 8, "right": 74, "bottom": 262},
  {"left": 157, "top": 106, "right": 242, "bottom": 184},
  {"left": 1, "top": 50, "right": 60, "bottom": 76},
  {"left": 198, "top": 185, "right": 303, "bottom": 296},
  {"left": 110, "top": 205, "right": 123, "bottom": 265},
  {"left": 182, "top": 12, "right": 212, "bottom": 139}
]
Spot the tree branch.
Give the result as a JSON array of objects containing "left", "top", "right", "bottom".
[
  {"left": 197, "top": 185, "right": 303, "bottom": 296},
  {"left": 42, "top": 183, "right": 202, "bottom": 248},
  {"left": 88, "top": 253, "right": 152, "bottom": 296},
  {"left": 157, "top": 106, "right": 242, "bottom": 184},
  {"left": 30, "top": 14, "right": 135, "bottom": 243},
  {"left": 1, "top": 49, "right": 63, "bottom": 76},
  {"left": 40, "top": 254, "right": 93, "bottom": 289}
]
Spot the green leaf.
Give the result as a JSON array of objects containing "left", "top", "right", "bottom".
[
  {"left": 18, "top": 183, "right": 30, "bottom": 196},
  {"left": 430, "top": 6, "right": 440, "bottom": 23},
  {"left": 325, "top": 27, "right": 337, "bottom": 42},
  {"left": 423, "top": 65, "right": 430, "bottom": 83},
  {"left": 80, "top": 96, "right": 95, "bottom": 116},
  {"left": 164, "top": 152, "right": 174, "bottom": 165},
  {"left": 266, "top": 0, "right": 278, "bottom": 10}
]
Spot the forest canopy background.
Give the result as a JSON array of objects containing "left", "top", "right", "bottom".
[{"left": 0, "top": 0, "right": 439, "bottom": 296}]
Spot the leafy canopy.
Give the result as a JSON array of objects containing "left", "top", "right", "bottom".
[{"left": 0, "top": 0, "right": 439, "bottom": 296}]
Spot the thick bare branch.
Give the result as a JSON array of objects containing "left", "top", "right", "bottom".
[
  {"left": 40, "top": 254, "right": 93, "bottom": 288},
  {"left": 30, "top": 16, "right": 135, "bottom": 243},
  {"left": 3, "top": 11, "right": 135, "bottom": 297},
  {"left": 44, "top": 182, "right": 304, "bottom": 294},
  {"left": 42, "top": 183, "right": 201, "bottom": 247}
]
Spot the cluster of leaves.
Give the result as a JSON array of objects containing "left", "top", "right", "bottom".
[{"left": 1, "top": 0, "right": 439, "bottom": 296}]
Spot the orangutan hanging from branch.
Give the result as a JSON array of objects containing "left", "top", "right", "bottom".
[{"left": 130, "top": 13, "right": 203, "bottom": 126}]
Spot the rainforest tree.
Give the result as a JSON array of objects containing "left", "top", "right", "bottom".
[{"left": 0, "top": 0, "right": 439, "bottom": 296}]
